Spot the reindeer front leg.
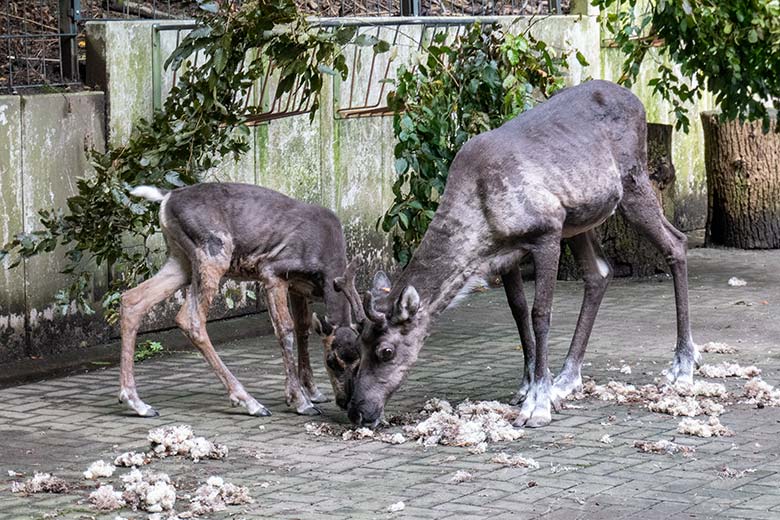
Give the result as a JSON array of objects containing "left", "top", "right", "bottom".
[
  {"left": 514, "top": 235, "right": 561, "bottom": 428},
  {"left": 264, "top": 281, "right": 321, "bottom": 415},
  {"left": 501, "top": 265, "right": 536, "bottom": 405},
  {"left": 289, "top": 294, "right": 328, "bottom": 403}
]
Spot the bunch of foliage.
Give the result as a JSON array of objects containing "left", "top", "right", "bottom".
[
  {"left": 0, "top": 0, "right": 382, "bottom": 323},
  {"left": 594, "top": 0, "right": 780, "bottom": 132},
  {"left": 381, "top": 23, "right": 575, "bottom": 265}
]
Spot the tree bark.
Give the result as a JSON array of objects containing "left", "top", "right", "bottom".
[
  {"left": 702, "top": 111, "right": 780, "bottom": 249},
  {"left": 558, "top": 123, "right": 675, "bottom": 279}
]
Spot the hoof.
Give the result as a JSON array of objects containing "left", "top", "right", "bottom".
[
  {"left": 246, "top": 401, "right": 272, "bottom": 417},
  {"left": 297, "top": 404, "right": 322, "bottom": 416},
  {"left": 138, "top": 407, "right": 160, "bottom": 418},
  {"left": 524, "top": 411, "right": 552, "bottom": 428},
  {"left": 308, "top": 390, "right": 330, "bottom": 404}
]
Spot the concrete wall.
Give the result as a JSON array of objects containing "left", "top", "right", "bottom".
[{"left": 0, "top": 93, "right": 109, "bottom": 363}]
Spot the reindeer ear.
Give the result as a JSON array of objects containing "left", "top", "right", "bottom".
[
  {"left": 371, "top": 271, "right": 392, "bottom": 299},
  {"left": 393, "top": 286, "right": 420, "bottom": 323},
  {"left": 312, "top": 313, "right": 334, "bottom": 336}
]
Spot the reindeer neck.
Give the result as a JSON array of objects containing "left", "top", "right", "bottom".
[{"left": 391, "top": 213, "right": 481, "bottom": 319}]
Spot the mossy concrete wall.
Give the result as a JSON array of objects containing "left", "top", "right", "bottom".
[{"left": 0, "top": 93, "right": 109, "bottom": 363}]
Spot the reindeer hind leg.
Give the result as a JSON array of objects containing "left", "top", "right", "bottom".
[
  {"left": 619, "top": 173, "right": 699, "bottom": 383},
  {"left": 119, "top": 257, "right": 189, "bottom": 417},
  {"left": 176, "top": 251, "right": 271, "bottom": 416}
]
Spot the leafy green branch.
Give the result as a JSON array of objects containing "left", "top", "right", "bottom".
[
  {"left": 595, "top": 0, "right": 780, "bottom": 132},
  {"left": 381, "top": 22, "right": 574, "bottom": 265}
]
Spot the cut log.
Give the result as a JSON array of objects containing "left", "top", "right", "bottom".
[
  {"left": 702, "top": 111, "right": 780, "bottom": 249},
  {"left": 558, "top": 123, "right": 674, "bottom": 279}
]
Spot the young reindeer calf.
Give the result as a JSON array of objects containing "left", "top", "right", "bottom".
[{"left": 119, "top": 182, "right": 361, "bottom": 417}]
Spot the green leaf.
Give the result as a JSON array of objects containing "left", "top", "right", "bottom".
[
  {"left": 354, "top": 33, "right": 380, "bottom": 47},
  {"left": 373, "top": 40, "right": 391, "bottom": 54},
  {"left": 395, "top": 157, "right": 408, "bottom": 175}
]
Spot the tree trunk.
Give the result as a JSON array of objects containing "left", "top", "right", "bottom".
[
  {"left": 558, "top": 123, "right": 675, "bottom": 279},
  {"left": 702, "top": 112, "right": 780, "bottom": 249}
]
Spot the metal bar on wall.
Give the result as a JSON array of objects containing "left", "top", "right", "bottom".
[{"left": 58, "top": 0, "right": 79, "bottom": 81}]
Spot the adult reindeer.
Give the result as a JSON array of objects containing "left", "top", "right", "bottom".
[
  {"left": 119, "top": 182, "right": 361, "bottom": 417},
  {"left": 345, "top": 80, "right": 700, "bottom": 428}
]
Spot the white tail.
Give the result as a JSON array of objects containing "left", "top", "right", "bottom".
[{"left": 130, "top": 185, "right": 167, "bottom": 202}]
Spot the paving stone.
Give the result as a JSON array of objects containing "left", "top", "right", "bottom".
[{"left": 1, "top": 249, "right": 780, "bottom": 518}]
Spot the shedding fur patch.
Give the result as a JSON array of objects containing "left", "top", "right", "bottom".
[
  {"left": 148, "top": 425, "right": 228, "bottom": 461},
  {"left": 677, "top": 417, "right": 733, "bottom": 438},
  {"left": 633, "top": 440, "right": 695, "bottom": 457},
  {"left": 697, "top": 363, "right": 761, "bottom": 379},
  {"left": 84, "top": 460, "right": 116, "bottom": 480},
  {"left": 188, "top": 476, "right": 253, "bottom": 516},
  {"left": 490, "top": 452, "right": 540, "bottom": 469},
  {"left": 700, "top": 342, "right": 738, "bottom": 354},
  {"left": 305, "top": 399, "right": 523, "bottom": 448},
  {"left": 11, "top": 473, "right": 68, "bottom": 494},
  {"left": 89, "top": 484, "right": 126, "bottom": 511}
]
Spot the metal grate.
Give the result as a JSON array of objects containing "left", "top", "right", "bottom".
[
  {"left": 0, "top": 0, "right": 79, "bottom": 93},
  {"left": 300, "top": 0, "right": 569, "bottom": 16}
]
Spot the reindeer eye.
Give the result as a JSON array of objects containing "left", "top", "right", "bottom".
[{"left": 377, "top": 345, "right": 395, "bottom": 362}]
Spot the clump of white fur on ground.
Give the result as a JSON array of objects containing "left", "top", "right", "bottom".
[
  {"left": 304, "top": 422, "right": 340, "bottom": 437},
  {"left": 744, "top": 378, "right": 780, "bottom": 406},
  {"left": 701, "top": 342, "right": 738, "bottom": 354},
  {"left": 490, "top": 452, "right": 540, "bottom": 469},
  {"left": 718, "top": 466, "right": 757, "bottom": 479},
  {"left": 83, "top": 460, "right": 116, "bottom": 480},
  {"left": 728, "top": 277, "right": 747, "bottom": 286},
  {"left": 148, "top": 425, "right": 228, "bottom": 461},
  {"left": 599, "top": 434, "right": 613, "bottom": 444},
  {"left": 578, "top": 379, "right": 726, "bottom": 418},
  {"left": 89, "top": 484, "right": 126, "bottom": 511},
  {"left": 579, "top": 380, "right": 660, "bottom": 403},
  {"left": 451, "top": 470, "right": 474, "bottom": 483},
  {"left": 678, "top": 417, "right": 734, "bottom": 438},
  {"left": 120, "top": 469, "right": 176, "bottom": 513},
  {"left": 304, "top": 422, "right": 407, "bottom": 445},
  {"left": 405, "top": 399, "right": 523, "bottom": 447},
  {"left": 114, "top": 451, "right": 152, "bottom": 467},
  {"left": 188, "top": 476, "right": 253, "bottom": 516},
  {"left": 305, "top": 399, "right": 523, "bottom": 448},
  {"left": 388, "top": 501, "right": 405, "bottom": 512},
  {"left": 633, "top": 440, "right": 695, "bottom": 457},
  {"left": 697, "top": 363, "right": 761, "bottom": 379},
  {"left": 10, "top": 472, "right": 68, "bottom": 494},
  {"left": 674, "top": 381, "right": 728, "bottom": 398}
]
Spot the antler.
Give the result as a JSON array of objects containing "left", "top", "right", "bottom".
[
  {"left": 334, "top": 258, "right": 367, "bottom": 324},
  {"left": 362, "top": 291, "right": 388, "bottom": 327}
]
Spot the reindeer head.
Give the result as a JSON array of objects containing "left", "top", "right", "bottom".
[
  {"left": 344, "top": 271, "right": 427, "bottom": 428},
  {"left": 312, "top": 314, "right": 360, "bottom": 410}
]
